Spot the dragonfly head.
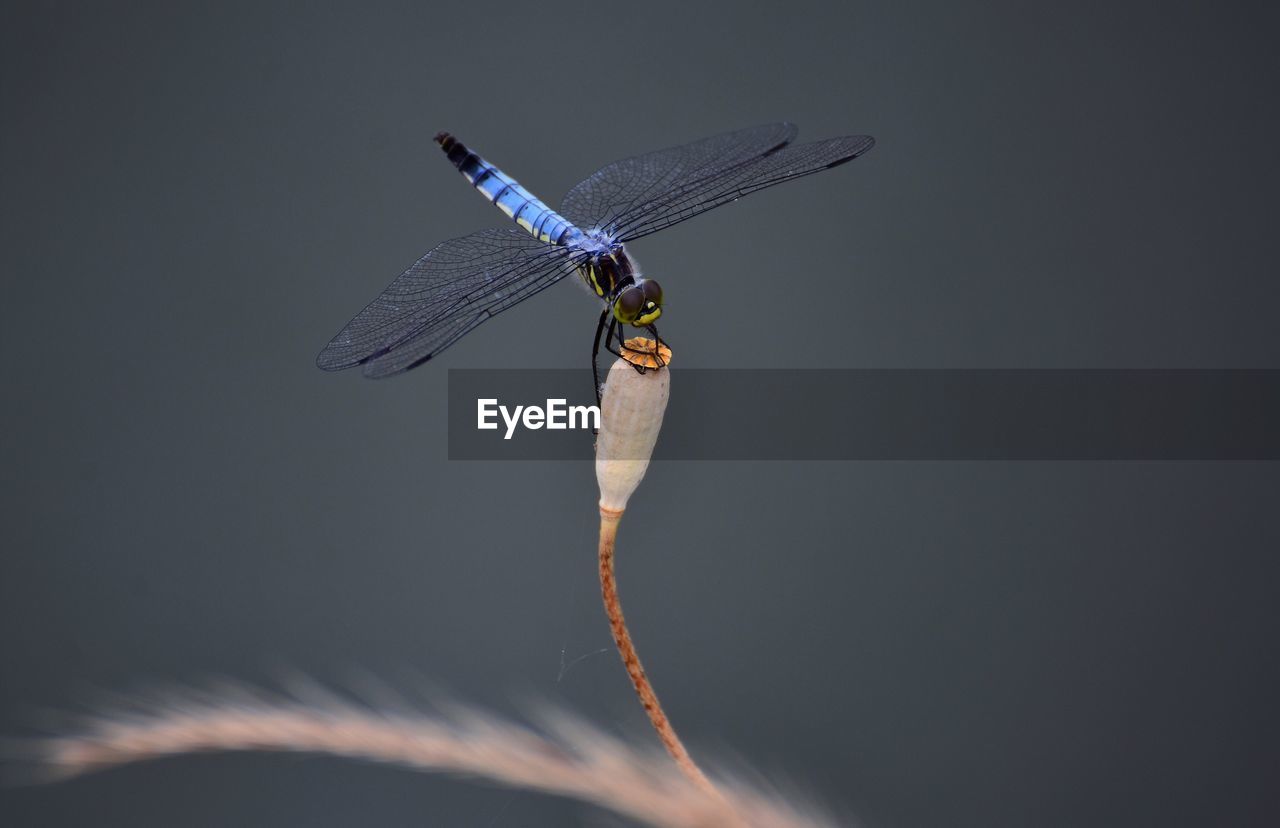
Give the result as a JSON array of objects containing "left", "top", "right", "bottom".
[{"left": 613, "top": 280, "right": 663, "bottom": 327}]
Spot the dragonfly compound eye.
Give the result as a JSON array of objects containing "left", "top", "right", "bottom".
[
  {"left": 614, "top": 287, "right": 645, "bottom": 323},
  {"left": 634, "top": 280, "right": 663, "bottom": 325}
]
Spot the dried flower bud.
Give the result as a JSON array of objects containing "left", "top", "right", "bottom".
[{"left": 595, "top": 340, "right": 671, "bottom": 517}]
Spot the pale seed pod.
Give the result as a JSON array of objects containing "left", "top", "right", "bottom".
[{"left": 594, "top": 342, "right": 672, "bottom": 517}]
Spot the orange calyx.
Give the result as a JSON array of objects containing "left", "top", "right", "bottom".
[{"left": 619, "top": 337, "right": 672, "bottom": 370}]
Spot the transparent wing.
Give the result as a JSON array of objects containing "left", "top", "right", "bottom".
[
  {"left": 317, "top": 228, "right": 581, "bottom": 377},
  {"left": 559, "top": 123, "right": 799, "bottom": 232},
  {"left": 607, "top": 134, "right": 876, "bottom": 241}
]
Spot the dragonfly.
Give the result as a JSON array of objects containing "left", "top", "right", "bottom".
[{"left": 316, "top": 123, "right": 875, "bottom": 398}]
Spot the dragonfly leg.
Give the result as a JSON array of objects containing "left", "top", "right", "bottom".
[
  {"left": 592, "top": 307, "right": 610, "bottom": 406},
  {"left": 603, "top": 317, "right": 625, "bottom": 360},
  {"left": 603, "top": 320, "right": 618, "bottom": 358},
  {"left": 615, "top": 321, "right": 649, "bottom": 375},
  {"left": 601, "top": 318, "right": 649, "bottom": 375},
  {"left": 645, "top": 324, "right": 668, "bottom": 369}
]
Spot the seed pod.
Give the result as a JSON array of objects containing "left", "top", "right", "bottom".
[{"left": 595, "top": 342, "right": 671, "bottom": 517}]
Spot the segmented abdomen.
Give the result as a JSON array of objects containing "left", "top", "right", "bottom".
[{"left": 435, "top": 132, "right": 582, "bottom": 246}]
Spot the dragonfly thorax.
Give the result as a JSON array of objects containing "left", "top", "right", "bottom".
[
  {"left": 576, "top": 247, "right": 663, "bottom": 327},
  {"left": 578, "top": 246, "right": 634, "bottom": 300}
]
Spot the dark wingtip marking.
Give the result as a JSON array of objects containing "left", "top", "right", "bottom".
[
  {"left": 358, "top": 347, "right": 391, "bottom": 365},
  {"left": 434, "top": 131, "right": 454, "bottom": 150},
  {"left": 403, "top": 353, "right": 435, "bottom": 372},
  {"left": 824, "top": 135, "right": 877, "bottom": 169}
]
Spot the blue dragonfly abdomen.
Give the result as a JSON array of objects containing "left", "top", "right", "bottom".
[{"left": 435, "top": 132, "right": 583, "bottom": 247}]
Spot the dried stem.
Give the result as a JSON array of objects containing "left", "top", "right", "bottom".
[{"left": 598, "top": 508, "right": 717, "bottom": 796}]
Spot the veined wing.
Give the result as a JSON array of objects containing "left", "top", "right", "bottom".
[
  {"left": 559, "top": 123, "right": 799, "bottom": 233},
  {"left": 317, "top": 228, "right": 581, "bottom": 377},
  {"left": 605, "top": 134, "right": 875, "bottom": 241}
]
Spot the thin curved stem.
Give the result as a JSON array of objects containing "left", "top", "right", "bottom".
[{"left": 598, "top": 509, "right": 718, "bottom": 797}]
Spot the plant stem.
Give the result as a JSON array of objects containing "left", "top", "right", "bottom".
[{"left": 598, "top": 507, "right": 717, "bottom": 796}]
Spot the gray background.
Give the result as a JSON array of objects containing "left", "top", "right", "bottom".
[{"left": 2, "top": 1, "right": 1277, "bottom": 826}]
